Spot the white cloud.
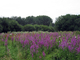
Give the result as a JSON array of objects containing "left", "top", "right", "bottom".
[{"left": 0, "top": 0, "right": 80, "bottom": 23}]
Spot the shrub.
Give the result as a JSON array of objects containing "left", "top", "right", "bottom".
[
  {"left": 9, "top": 20, "right": 23, "bottom": 32},
  {"left": 34, "top": 24, "right": 41, "bottom": 31},
  {"left": 24, "top": 24, "right": 35, "bottom": 31},
  {"left": 48, "top": 27, "right": 54, "bottom": 32},
  {"left": 40, "top": 25, "right": 49, "bottom": 31}
]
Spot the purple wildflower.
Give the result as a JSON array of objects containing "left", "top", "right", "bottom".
[
  {"left": 68, "top": 45, "right": 74, "bottom": 52},
  {"left": 42, "top": 51, "right": 45, "bottom": 57},
  {"left": 76, "top": 45, "right": 80, "bottom": 54},
  {"left": 11, "top": 37, "right": 14, "bottom": 41},
  {"left": 39, "top": 56, "right": 41, "bottom": 58},
  {"left": 4, "top": 40, "right": 8, "bottom": 46}
]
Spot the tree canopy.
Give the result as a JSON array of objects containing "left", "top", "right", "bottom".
[
  {"left": 55, "top": 14, "right": 80, "bottom": 31},
  {"left": 10, "top": 15, "right": 53, "bottom": 26},
  {"left": 0, "top": 15, "right": 54, "bottom": 32}
]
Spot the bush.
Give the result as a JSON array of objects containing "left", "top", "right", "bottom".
[
  {"left": 9, "top": 20, "right": 23, "bottom": 32},
  {"left": 34, "top": 24, "right": 41, "bottom": 31},
  {"left": 24, "top": 24, "right": 35, "bottom": 31},
  {"left": 24, "top": 24, "right": 54, "bottom": 32},
  {"left": 34, "top": 24, "right": 54, "bottom": 32},
  {"left": 48, "top": 27, "right": 54, "bottom": 32},
  {"left": 40, "top": 25, "right": 49, "bottom": 31}
]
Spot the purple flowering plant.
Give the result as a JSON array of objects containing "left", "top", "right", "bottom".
[{"left": 0, "top": 31, "right": 80, "bottom": 60}]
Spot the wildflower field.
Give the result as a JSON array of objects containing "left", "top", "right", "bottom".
[{"left": 0, "top": 31, "right": 80, "bottom": 60}]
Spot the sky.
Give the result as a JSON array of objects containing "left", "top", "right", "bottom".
[{"left": 0, "top": 0, "right": 80, "bottom": 23}]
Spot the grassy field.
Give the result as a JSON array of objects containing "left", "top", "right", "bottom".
[{"left": 0, "top": 31, "right": 80, "bottom": 60}]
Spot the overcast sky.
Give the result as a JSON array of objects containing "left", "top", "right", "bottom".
[{"left": 0, "top": 0, "right": 80, "bottom": 23}]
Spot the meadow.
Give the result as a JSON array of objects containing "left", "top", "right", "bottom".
[{"left": 0, "top": 31, "right": 80, "bottom": 60}]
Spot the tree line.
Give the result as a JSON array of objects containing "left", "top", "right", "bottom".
[
  {"left": 55, "top": 14, "right": 80, "bottom": 31},
  {"left": 10, "top": 15, "right": 54, "bottom": 26},
  {"left": 0, "top": 15, "right": 54, "bottom": 33},
  {"left": 0, "top": 14, "right": 80, "bottom": 33}
]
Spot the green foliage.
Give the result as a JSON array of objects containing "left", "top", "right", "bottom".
[
  {"left": 36, "top": 15, "right": 52, "bottom": 26},
  {"left": 8, "top": 20, "right": 22, "bottom": 31},
  {"left": 48, "top": 27, "right": 54, "bottom": 32},
  {"left": 11, "top": 16, "right": 26, "bottom": 26},
  {"left": 1, "top": 18, "right": 10, "bottom": 32},
  {"left": 0, "top": 15, "right": 54, "bottom": 33},
  {"left": 11, "top": 15, "right": 53, "bottom": 26},
  {"left": 25, "top": 16, "right": 36, "bottom": 25},
  {"left": 73, "top": 31, "right": 80, "bottom": 35},
  {"left": 0, "top": 25, "right": 3, "bottom": 33},
  {"left": 40, "top": 25, "right": 50, "bottom": 31},
  {"left": 24, "top": 24, "right": 36, "bottom": 31},
  {"left": 39, "top": 25, "right": 54, "bottom": 32},
  {"left": 34, "top": 24, "right": 42, "bottom": 31},
  {"left": 24, "top": 24, "right": 54, "bottom": 32},
  {"left": 0, "top": 18, "right": 23, "bottom": 32},
  {"left": 55, "top": 14, "right": 80, "bottom": 31}
]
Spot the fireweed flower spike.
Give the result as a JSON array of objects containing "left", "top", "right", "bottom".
[
  {"left": 4, "top": 39, "right": 8, "bottom": 46},
  {"left": 42, "top": 51, "right": 45, "bottom": 57},
  {"left": 39, "top": 56, "right": 41, "bottom": 58},
  {"left": 2, "top": 38, "right": 4, "bottom": 41},
  {"left": 11, "top": 37, "right": 14, "bottom": 41},
  {"left": 76, "top": 45, "right": 80, "bottom": 54}
]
